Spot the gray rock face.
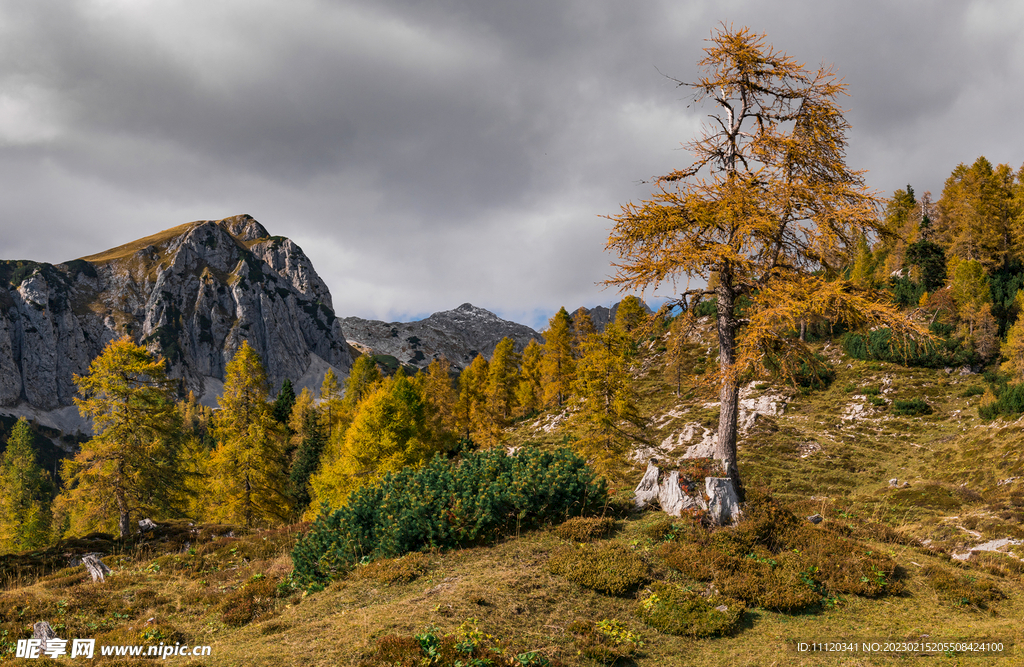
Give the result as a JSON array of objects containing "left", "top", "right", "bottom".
[
  {"left": 341, "top": 302, "right": 542, "bottom": 370},
  {"left": 0, "top": 214, "right": 353, "bottom": 425},
  {"left": 571, "top": 300, "right": 653, "bottom": 332}
]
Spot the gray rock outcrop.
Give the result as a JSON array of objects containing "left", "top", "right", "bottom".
[
  {"left": 0, "top": 214, "right": 353, "bottom": 429},
  {"left": 342, "top": 302, "right": 542, "bottom": 370}
]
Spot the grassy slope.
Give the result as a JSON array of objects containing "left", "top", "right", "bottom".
[{"left": 6, "top": 328, "right": 1024, "bottom": 666}]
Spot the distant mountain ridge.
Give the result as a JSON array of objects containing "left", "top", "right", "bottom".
[
  {"left": 0, "top": 214, "right": 352, "bottom": 432},
  {"left": 341, "top": 303, "right": 543, "bottom": 371}
]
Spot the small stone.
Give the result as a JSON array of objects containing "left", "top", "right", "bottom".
[
  {"left": 806, "top": 514, "right": 823, "bottom": 524},
  {"left": 138, "top": 518, "right": 157, "bottom": 532},
  {"left": 715, "top": 604, "right": 729, "bottom": 613},
  {"left": 888, "top": 478, "right": 899, "bottom": 488}
]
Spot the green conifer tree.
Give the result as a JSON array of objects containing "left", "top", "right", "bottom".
[
  {"left": 272, "top": 379, "right": 297, "bottom": 425},
  {"left": 0, "top": 418, "right": 54, "bottom": 552}
]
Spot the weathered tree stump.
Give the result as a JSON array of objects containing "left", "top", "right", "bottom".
[
  {"left": 658, "top": 470, "right": 707, "bottom": 516},
  {"left": 82, "top": 554, "right": 112, "bottom": 582},
  {"left": 705, "top": 477, "right": 742, "bottom": 526},
  {"left": 32, "top": 621, "right": 61, "bottom": 655},
  {"left": 634, "top": 459, "right": 661, "bottom": 509}
]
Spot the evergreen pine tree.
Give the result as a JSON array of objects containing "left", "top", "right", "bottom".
[
  {"left": 0, "top": 418, "right": 54, "bottom": 552},
  {"left": 272, "top": 379, "right": 296, "bottom": 425}
]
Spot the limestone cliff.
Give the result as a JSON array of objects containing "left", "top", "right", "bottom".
[
  {"left": 0, "top": 214, "right": 352, "bottom": 431},
  {"left": 341, "top": 303, "right": 542, "bottom": 370}
]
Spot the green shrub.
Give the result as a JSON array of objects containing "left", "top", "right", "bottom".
[
  {"left": 292, "top": 447, "right": 606, "bottom": 586},
  {"left": 548, "top": 543, "right": 649, "bottom": 595},
  {"left": 979, "top": 382, "right": 1024, "bottom": 419},
  {"left": 961, "top": 385, "right": 985, "bottom": 397},
  {"left": 635, "top": 583, "right": 744, "bottom": 637},
  {"left": 555, "top": 516, "right": 616, "bottom": 542},
  {"left": 641, "top": 518, "right": 680, "bottom": 542},
  {"left": 892, "top": 398, "right": 932, "bottom": 416},
  {"left": 842, "top": 327, "right": 978, "bottom": 368},
  {"left": 793, "top": 354, "right": 836, "bottom": 390}
]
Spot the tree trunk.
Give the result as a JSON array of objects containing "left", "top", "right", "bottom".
[
  {"left": 116, "top": 489, "right": 130, "bottom": 539},
  {"left": 714, "top": 272, "right": 744, "bottom": 501},
  {"left": 115, "top": 461, "right": 130, "bottom": 539}
]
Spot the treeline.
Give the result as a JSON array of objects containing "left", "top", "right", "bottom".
[
  {"left": 0, "top": 298, "right": 651, "bottom": 551},
  {"left": 841, "top": 157, "right": 1024, "bottom": 374}
]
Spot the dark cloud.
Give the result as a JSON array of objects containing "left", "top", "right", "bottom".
[{"left": 0, "top": 1, "right": 1020, "bottom": 330}]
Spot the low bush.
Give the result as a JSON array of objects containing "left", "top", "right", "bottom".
[
  {"left": 842, "top": 327, "right": 977, "bottom": 369},
  {"left": 555, "top": 516, "right": 616, "bottom": 542},
  {"left": 221, "top": 574, "right": 280, "bottom": 627},
  {"left": 39, "top": 565, "right": 89, "bottom": 589},
  {"left": 635, "top": 583, "right": 744, "bottom": 638},
  {"left": 656, "top": 492, "right": 904, "bottom": 610},
  {"left": 353, "top": 551, "right": 431, "bottom": 585},
  {"left": 292, "top": 447, "right": 607, "bottom": 586},
  {"left": 359, "top": 619, "right": 559, "bottom": 667},
  {"left": 641, "top": 518, "right": 680, "bottom": 542},
  {"left": 567, "top": 619, "right": 644, "bottom": 664},
  {"left": 548, "top": 543, "right": 649, "bottom": 595},
  {"left": 979, "top": 382, "right": 1024, "bottom": 419},
  {"left": 892, "top": 398, "right": 933, "bottom": 416},
  {"left": 922, "top": 564, "right": 1004, "bottom": 609}
]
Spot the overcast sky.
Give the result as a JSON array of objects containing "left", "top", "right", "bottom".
[{"left": 1, "top": 1, "right": 1021, "bottom": 330}]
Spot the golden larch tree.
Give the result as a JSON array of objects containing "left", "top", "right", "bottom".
[
  {"left": 209, "top": 341, "right": 291, "bottom": 528},
  {"left": 605, "top": 25, "right": 922, "bottom": 498},
  {"left": 57, "top": 336, "right": 183, "bottom": 538}
]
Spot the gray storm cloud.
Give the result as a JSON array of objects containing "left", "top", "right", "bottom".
[{"left": 0, "top": 0, "right": 1021, "bottom": 329}]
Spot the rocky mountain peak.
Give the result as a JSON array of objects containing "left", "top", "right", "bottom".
[
  {"left": 0, "top": 215, "right": 353, "bottom": 432},
  {"left": 342, "top": 303, "right": 542, "bottom": 371}
]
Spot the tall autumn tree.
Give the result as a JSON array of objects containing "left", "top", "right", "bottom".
[
  {"left": 310, "top": 374, "right": 444, "bottom": 509},
  {"left": 605, "top": 25, "right": 922, "bottom": 499},
  {"left": 570, "top": 325, "right": 645, "bottom": 471},
  {"left": 515, "top": 339, "right": 544, "bottom": 417},
  {"left": 486, "top": 337, "right": 521, "bottom": 424},
  {"left": 541, "top": 307, "right": 576, "bottom": 408},
  {"left": 57, "top": 336, "right": 183, "bottom": 538},
  {"left": 0, "top": 418, "right": 55, "bottom": 551},
  {"left": 209, "top": 341, "right": 291, "bottom": 528}
]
